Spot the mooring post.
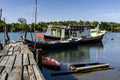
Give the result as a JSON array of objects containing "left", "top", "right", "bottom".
[
  {"left": 3, "top": 18, "right": 10, "bottom": 46},
  {"left": 0, "top": 40, "right": 3, "bottom": 50},
  {"left": 36, "top": 49, "right": 42, "bottom": 70}
]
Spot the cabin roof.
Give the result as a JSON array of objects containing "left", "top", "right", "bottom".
[
  {"left": 70, "top": 26, "right": 91, "bottom": 30},
  {"left": 48, "top": 25, "right": 92, "bottom": 30}
]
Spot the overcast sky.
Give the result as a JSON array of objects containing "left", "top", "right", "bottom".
[{"left": 0, "top": 0, "right": 120, "bottom": 23}]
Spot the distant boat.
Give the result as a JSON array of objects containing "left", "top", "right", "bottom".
[
  {"left": 69, "top": 63, "right": 109, "bottom": 72},
  {"left": 42, "top": 57, "right": 61, "bottom": 68}
]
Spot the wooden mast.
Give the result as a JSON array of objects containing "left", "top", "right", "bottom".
[
  {"left": 0, "top": 9, "right": 2, "bottom": 20},
  {"left": 34, "top": 0, "right": 37, "bottom": 50},
  {"left": 34, "top": 0, "right": 37, "bottom": 33}
]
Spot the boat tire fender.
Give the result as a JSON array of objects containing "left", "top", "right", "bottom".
[{"left": 73, "top": 32, "right": 77, "bottom": 37}]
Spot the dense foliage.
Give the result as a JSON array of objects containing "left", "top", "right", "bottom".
[{"left": 0, "top": 19, "right": 120, "bottom": 32}]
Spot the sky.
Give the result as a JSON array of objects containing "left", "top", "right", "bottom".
[{"left": 0, "top": 0, "right": 120, "bottom": 23}]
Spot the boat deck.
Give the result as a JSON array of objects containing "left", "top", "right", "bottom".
[{"left": 0, "top": 41, "right": 45, "bottom": 80}]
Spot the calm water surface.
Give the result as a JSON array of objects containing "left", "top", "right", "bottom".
[{"left": 0, "top": 32, "right": 120, "bottom": 80}]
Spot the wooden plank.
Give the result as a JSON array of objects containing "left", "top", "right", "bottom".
[
  {"left": 4, "top": 44, "right": 11, "bottom": 51},
  {"left": 7, "top": 66, "right": 22, "bottom": 80},
  {"left": 33, "top": 65, "right": 45, "bottom": 80},
  {"left": 28, "top": 65, "right": 36, "bottom": 80},
  {"left": 14, "top": 54, "right": 22, "bottom": 67},
  {"left": 0, "top": 56, "right": 9, "bottom": 66},
  {"left": 7, "top": 51, "right": 13, "bottom": 55},
  {"left": 13, "top": 51, "right": 19, "bottom": 55},
  {"left": 5, "top": 55, "right": 16, "bottom": 73},
  {"left": 0, "top": 50, "right": 8, "bottom": 57},
  {"left": 9, "top": 46, "right": 14, "bottom": 52},
  {"left": 23, "top": 66, "right": 29, "bottom": 80},
  {"left": 0, "top": 57, "right": 4, "bottom": 63},
  {"left": 14, "top": 45, "right": 20, "bottom": 51},
  {"left": 29, "top": 53, "right": 36, "bottom": 65},
  {"left": 0, "top": 66, "right": 5, "bottom": 74},
  {"left": 0, "top": 69, "right": 7, "bottom": 80},
  {"left": 23, "top": 54, "right": 29, "bottom": 66}
]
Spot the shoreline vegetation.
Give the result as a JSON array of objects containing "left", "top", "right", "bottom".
[{"left": 0, "top": 18, "right": 120, "bottom": 32}]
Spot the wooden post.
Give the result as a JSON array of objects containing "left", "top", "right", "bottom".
[
  {"left": 0, "top": 40, "right": 3, "bottom": 50},
  {"left": 3, "top": 18, "right": 10, "bottom": 46},
  {"left": 23, "top": 25, "right": 28, "bottom": 43},
  {"left": 36, "top": 49, "right": 42, "bottom": 70}
]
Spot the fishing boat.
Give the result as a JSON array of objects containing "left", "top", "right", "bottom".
[
  {"left": 42, "top": 57, "right": 61, "bottom": 68},
  {"left": 37, "top": 25, "right": 106, "bottom": 43},
  {"left": 69, "top": 63, "right": 109, "bottom": 72}
]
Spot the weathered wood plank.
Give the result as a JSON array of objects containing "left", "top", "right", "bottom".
[
  {"left": 7, "top": 51, "right": 13, "bottom": 55},
  {"left": 23, "top": 54, "right": 29, "bottom": 66},
  {"left": 4, "top": 44, "right": 11, "bottom": 51},
  {"left": 23, "top": 66, "right": 29, "bottom": 80},
  {"left": 14, "top": 54, "right": 22, "bottom": 67},
  {"left": 29, "top": 53, "right": 36, "bottom": 65},
  {"left": 8, "top": 46, "right": 14, "bottom": 52},
  {"left": 7, "top": 66, "right": 22, "bottom": 80},
  {"left": 5, "top": 55, "right": 16, "bottom": 73},
  {"left": 14, "top": 45, "right": 20, "bottom": 51},
  {"left": 13, "top": 50, "right": 19, "bottom": 55},
  {"left": 33, "top": 65, "right": 45, "bottom": 80},
  {"left": 0, "top": 50, "right": 8, "bottom": 57},
  {"left": 0, "top": 69, "right": 7, "bottom": 80},
  {"left": 0, "top": 56, "right": 9, "bottom": 66},
  {"left": 0, "top": 66, "right": 5, "bottom": 74},
  {"left": 28, "top": 65, "right": 36, "bottom": 80}
]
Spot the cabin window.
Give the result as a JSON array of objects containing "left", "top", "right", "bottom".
[
  {"left": 82, "top": 36, "right": 86, "bottom": 38},
  {"left": 79, "top": 31, "right": 82, "bottom": 33},
  {"left": 81, "top": 29, "right": 84, "bottom": 32}
]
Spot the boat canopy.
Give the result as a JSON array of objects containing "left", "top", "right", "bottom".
[{"left": 35, "top": 33, "right": 44, "bottom": 38}]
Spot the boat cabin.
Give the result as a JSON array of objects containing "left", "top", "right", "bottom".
[
  {"left": 45, "top": 25, "right": 71, "bottom": 39},
  {"left": 45, "top": 25, "right": 91, "bottom": 39},
  {"left": 70, "top": 26, "right": 91, "bottom": 39}
]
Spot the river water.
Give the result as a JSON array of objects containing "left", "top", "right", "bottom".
[{"left": 0, "top": 32, "right": 120, "bottom": 80}]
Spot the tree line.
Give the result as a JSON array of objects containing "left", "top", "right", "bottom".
[{"left": 0, "top": 18, "right": 120, "bottom": 32}]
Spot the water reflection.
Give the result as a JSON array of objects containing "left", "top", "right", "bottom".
[{"left": 44, "top": 41, "right": 104, "bottom": 64}]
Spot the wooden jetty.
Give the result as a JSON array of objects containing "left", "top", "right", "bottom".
[{"left": 0, "top": 40, "right": 45, "bottom": 80}]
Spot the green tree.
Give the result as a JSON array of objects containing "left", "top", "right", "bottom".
[
  {"left": 79, "top": 20, "right": 84, "bottom": 26},
  {"left": 91, "top": 21, "right": 99, "bottom": 28},
  {"left": 85, "top": 21, "right": 91, "bottom": 26},
  {"left": 0, "top": 20, "right": 5, "bottom": 32},
  {"left": 17, "top": 17, "right": 28, "bottom": 31}
]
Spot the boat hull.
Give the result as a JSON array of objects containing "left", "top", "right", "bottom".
[
  {"left": 69, "top": 63, "right": 109, "bottom": 72},
  {"left": 79, "top": 34, "right": 104, "bottom": 44},
  {"left": 44, "top": 33, "right": 104, "bottom": 44},
  {"left": 42, "top": 57, "right": 61, "bottom": 69},
  {"left": 25, "top": 39, "right": 79, "bottom": 50}
]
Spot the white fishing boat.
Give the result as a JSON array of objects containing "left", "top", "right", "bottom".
[{"left": 36, "top": 25, "right": 106, "bottom": 43}]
